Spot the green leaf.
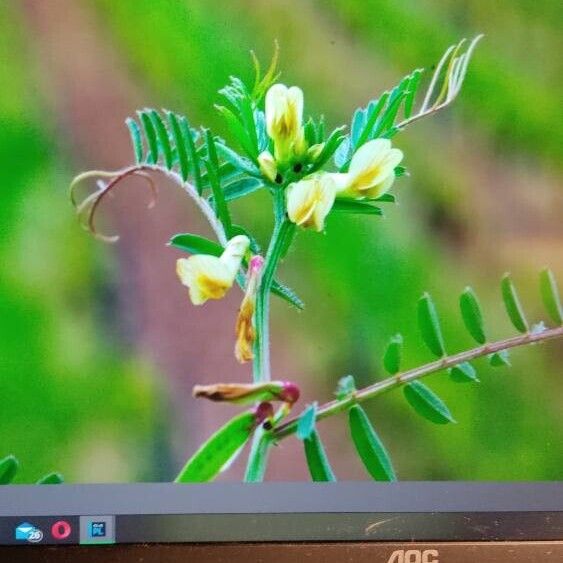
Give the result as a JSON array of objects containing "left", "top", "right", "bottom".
[
  {"left": 216, "top": 105, "right": 257, "bottom": 161},
  {"left": 308, "top": 126, "right": 347, "bottom": 173},
  {"left": 403, "top": 381, "right": 455, "bottom": 424},
  {"left": 417, "top": 293, "right": 446, "bottom": 357},
  {"left": 540, "top": 268, "right": 562, "bottom": 324},
  {"left": 169, "top": 233, "right": 223, "bottom": 256},
  {"left": 149, "top": 110, "right": 173, "bottom": 169},
  {"left": 459, "top": 287, "right": 487, "bottom": 344},
  {"left": 36, "top": 472, "right": 64, "bottom": 485},
  {"left": 501, "top": 274, "right": 529, "bottom": 333},
  {"left": 383, "top": 334, "right": 403, "bottom": 375},
  {"left": 404, "top": 69, "right": 423, "bottom": 118},
  {"left": 204, "top": 130, "right": 232, "bottom": 235},
  {"left": 370, "top": 193, "right": 396, "bottom": 203},
  {"left": 349, "top": 405, "right": 396, "bottom": 481},
  {"left": 138, "top": 110, "right": 159, "bottom": 164},
  {"left": 335, "top": 375, "right": 357, "bottom": 400},
  {"left": 351, "top": 108, "right": 367, "bottom": 149},
  {"left": 125, "top": 118, "right": 144, "bottom": 163},
  {"left": 215, "top": 142, "right": 260, "bottom": 176},
  {"left": 271, "top": 279, "right": 304, "bottom": 310},
  {"left": 0, "top": 455, "right": 19, "bottom": 484},
  {"left": 222, "top": 177, "right": 263, "bottom": 202},
  {"left": 353, "top": 92, "right": 390, "bottom": 152},
  {"left": 303, "top": 430, "right": 336, "bottom": 482},
  {"left": 175, "top": 411, "right": 256, "bottom": 482},
  {"left": 297, "top": 403, "right": 317, "bottom": 440},
  {"left": 167, "top": 112, "right": 190, "bottom": 181},
  {"left": 488, "top": 350, "right": 511, "bottom": 367},
  {"left": 331, "top": 199, "right": 383, "bottom": 216},
  {"left": 449, "top": 362, "right": 479, "bottom": 383},
  {"left": 179, "top": 117, "right": 203, "bottom": 193}
]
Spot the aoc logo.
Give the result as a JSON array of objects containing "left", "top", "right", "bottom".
[{"left": 387, "top": 549, "right": 439, "bottom": 563}]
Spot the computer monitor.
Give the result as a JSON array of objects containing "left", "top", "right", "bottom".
[{"left": 1, "top": 1, "right": 561, "bottom": 560}]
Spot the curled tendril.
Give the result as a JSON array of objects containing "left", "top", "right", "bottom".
[{"left": 69, "top": 166, "right": 157, "bottom": 242}]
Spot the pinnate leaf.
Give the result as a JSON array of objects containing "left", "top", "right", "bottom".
[
  {"left": 417, "top": 293, "right": 446, "bottom": 357},
  {"left": 540, "top": 268, "right": 562, "bottom": 325},
  {"left": 349, "top": 405, "right": 396, "bottom": 481},
  {"left": 459, "top": 287, "right": 486, "bottom": 344},
  {"left": 175, "top": 411, "right": 256, "bottom": 483},
  {"left": 403, "top": 381, "right": 455, "bottom": 424},
  {"left": 383, "top": 334, "right": 403, "bottom": 375},
  {"left": 501, "top": 274, "right": 529, "bottom": 333}
]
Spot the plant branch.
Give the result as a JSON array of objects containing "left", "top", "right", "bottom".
[
  {"left": 274, "top": 325, "right": 563, "bottom": 439},
  {"left": 72, "top": 164, "right": 228, "bottom": 246}
]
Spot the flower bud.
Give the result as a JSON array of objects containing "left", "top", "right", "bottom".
[
  {"left": 306, "top": 142, "right": 325, "bottom": 162},
  {"left": 258, "top": 151, "right": 278, "bottom": 183},
  {"left": 235, "top": 255, "right": 264, "bottom": 363},
  {"left": 265, "top": 83, "right": 306, "bottom": 163}
]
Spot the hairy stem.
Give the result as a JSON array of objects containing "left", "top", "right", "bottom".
[
  {"left": 252, "top": 189, "right": 295, "bottom": 383},
  {"left": 246, "top": 189, "right": 295, "bottom": 481},
  {"left": 274, "top": 325, "right": 563, "bottom": 439}
]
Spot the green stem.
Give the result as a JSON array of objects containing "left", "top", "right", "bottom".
[
  {"left": 274, "top": 325, "right": 563, "bottom": 440},
  {"left": 246, "top": 189, "right": 295, "bottom": 481},
  {"left": 252, "top": 189, "right": 295, "bottom": 383}
]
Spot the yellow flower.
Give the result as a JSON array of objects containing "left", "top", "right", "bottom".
[
  {"left": 335, "top": 139, "right": 403, "bottom": 199},
  {"left": 286, "top": 174, "right": 337, "bottom": 232},
  {"left": 176, "top": 235, "right": 249, "bottom": 305},
  {"left": 265, "top": 83, "right": 306, "bottom": 162},
  {"left": 234, "top": 256, "right": 263, "bottom": 363}
]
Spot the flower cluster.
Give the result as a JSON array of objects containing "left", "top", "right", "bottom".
[
  {"left": 261, "top": 84, "right": 403, "bottom": 232},
  {"left": 175, "top": 83, "right": 404, "bottom": 363}
]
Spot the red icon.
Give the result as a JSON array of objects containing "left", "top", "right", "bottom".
[{"left": 51, "top": 520, "right": 72, "bottom": 540}]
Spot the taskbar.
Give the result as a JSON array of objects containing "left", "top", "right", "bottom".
[{"left": 1, "top": 511, "right": 562, "bottom": 546}]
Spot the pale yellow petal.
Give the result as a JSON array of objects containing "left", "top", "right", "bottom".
[
  {"left": 220, "top": 235, "right": 250, "bottom": 277},
  {"left": 176, "top": 255, "right": 233, "bottom": 305},
  {"left": 287, "top": 175, "right": 336, "bottom": 232},
  {"left": 347, "top": 139, "right": 403, "bottom": 195}
]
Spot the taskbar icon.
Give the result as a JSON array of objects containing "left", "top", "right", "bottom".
[
  {"left": 79, "top": 515, "right": 115, "bottom": 545},
  {"left": 15, "top": 522, "right": 44, "bottom": 543}
]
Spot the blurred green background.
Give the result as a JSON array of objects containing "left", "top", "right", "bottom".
[{"left": 1, "top": 0, "right": 561, "bottom": 483}]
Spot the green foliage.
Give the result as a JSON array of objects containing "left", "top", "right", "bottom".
[
  {"left": 330, "top": 199, "right": 383, "bottom": 216},
  {"left": 175, "top": 411, "right": 256, "bottom": 483},
  {"left": 303, "top": 430, "right": 337, "bottom": 482},
  {"left": 1, "top": 455, "right": 63, "bottom": 485},
  {"left": 297, "top": 402, "right": 317, "bottom": 440},
  {"left": 449, "top": 362, "right": 479, "bottom": 383},
  {"left": 36, "top": 472, "right": 64, "bottom": 485},
  {"left": 0, "top": 455, "right": 19, "bottom": 485},
  {"left": 459, "top": 287, "right": 487, "bottom": 344},
  {"left": 403, "top": 381, "right": 456, "bottom": 425},
  {"left": 297, "top": 404, "right": 336, "bottom": 482},
  {"left": 417, "top": 293, "right": 446, "bottom": 357},
  {"left": 383, "top": 334, "right": 403, "bottom": 375},
  {"left": 540, "top": 269, "right": 562, "bottom": 325},
  {"left": 501, "top": 274, "right": 529, "bottom": 333},
  {"left": 348, "top": 405, "right": 396, "bottom": 481},
  {"left": 488, "top": 350, "right": 511, "bottom": 367},
  {"left": 337, "top": 37, "right": 482, "bottom": 170}
]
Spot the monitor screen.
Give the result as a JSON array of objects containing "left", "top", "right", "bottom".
[{"left": 0, "top": 0, "right": 562, "bottom": 552}]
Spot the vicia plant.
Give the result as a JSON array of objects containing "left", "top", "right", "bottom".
[{"left": 69, "top": 36, "right": 563, "bottom": 484}]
